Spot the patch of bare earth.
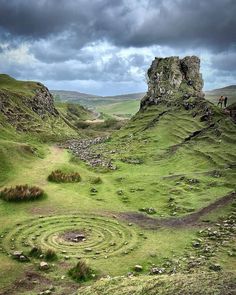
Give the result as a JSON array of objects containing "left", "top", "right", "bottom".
[
  {"left": 118, "top": 192, "right": 236, "bottom": 229},
  {"left": 0, "top": 270, "right": 51, "bottom": 295},
  {"left": 0, "top": 268, "right": 78, "bottom": 295}
]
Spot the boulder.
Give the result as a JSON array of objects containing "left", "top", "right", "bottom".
[
  {"left": 134, "top": 265, "right": 143, "bottom": 272},
  {"left": 39, "top": 261, "right": 49, "bottom": 270}
]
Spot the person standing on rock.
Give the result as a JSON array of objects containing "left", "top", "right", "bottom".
[
  {"left": 217, "top": 96, "right": 224, "bottom": 108},
  {"left": 224, "top": 96, "right": 228, "bottom": 108}
]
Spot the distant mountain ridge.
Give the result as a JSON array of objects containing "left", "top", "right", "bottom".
[
  {"left": 52, "top": 86, "right": 236, "bottom": 104},
  {"left": 205, "top": 85, "right": 236, "bottom": 106},
  {"left": 205, "top": 84, "right": 236, "bottom": 94},
  {"left": 51, "top": 90, "right": 145, "bottom": 103}
]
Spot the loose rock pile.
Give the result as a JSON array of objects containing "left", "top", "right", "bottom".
[
  {"left": 147, "top": 203, "right": 236, "bottom": 275},
  {"left": 61, "top": 137, "right": 117, "bottom": 170}
]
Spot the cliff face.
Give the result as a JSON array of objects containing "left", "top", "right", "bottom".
[
  {"left": 0, "top": 75, "right": 77, "bottom": 138},
  {"left": 141, "top": 56, "right": 204, "bottom": 109},
  {"left": 26, "top": 83, "right": 59, "bottom": 117}
]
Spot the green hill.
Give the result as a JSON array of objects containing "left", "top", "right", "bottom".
[
  {"left": 0, "top": 59, "right": 235, "bottom": 295},
  {"left": 0, "top": 74, "right": 80, "bottom": 141},
  {"left": 52, "top": 89, "right": 143, "bottom": 118},
  {"left": 205, "top": 85, "right": 236, "bottom": 106}
]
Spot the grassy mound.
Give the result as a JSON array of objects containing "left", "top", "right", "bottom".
[
  {"left": 78, "top": 271, "right": 236, "bottom": 295},
  {"left": 0, "top": 185, "right": 44, "bottom": 202},
  {"left": 48, "top": 169, "right": 81, "bottom": 183},
  {"left": 68, "top": 260, "right": 94, "bottom": 282}
]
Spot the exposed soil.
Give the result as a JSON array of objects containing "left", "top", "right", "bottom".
[
  {"left": 0, "top": 268, "right": 79, "bottom": 295},
  {"left": 61, "top": 229, "right": 87, "bottom": 243},
  {"left": 0, "top": 270, "right": 51, "bottom": 295},
  {"left": 118, "top": 192, "right": 236, "bottom": 229}
]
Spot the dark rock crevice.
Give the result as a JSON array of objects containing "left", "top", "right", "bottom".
[
  {"left": 168, "top": 122, "right": 217, "bottom": 154},
  {"left": 142, "top": 111, "right": 169, "bottom": 132}
]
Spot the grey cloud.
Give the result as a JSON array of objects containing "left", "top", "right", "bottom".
[
  {"left": 212, "top": 51, "right": 236, "bottom": 71},
  {"left": 0, "top": 0, "right": 235, "bottom": 52}
]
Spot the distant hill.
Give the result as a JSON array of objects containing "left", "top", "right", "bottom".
[
  {"left": 51, "top": 90, "right": 145, "bottom": 119},
  {"left": 51, "top": 90, "right": 145, "bottom": 103},
  {"left": 51, "top": 90, "right": 101, "bottom": 102},
  {"left": 52, "top": 86, "right": 236, "bottom": 119},
  {"left": 205, "top": 85, "right": 236, "bottom": 106}
]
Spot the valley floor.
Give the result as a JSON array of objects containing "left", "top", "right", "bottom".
[
  {"left": 0, "top": 138, "right": 235, "bottom": 294},
  {"left": 0, "top": 102, "right": 236, "bottom": 295}
]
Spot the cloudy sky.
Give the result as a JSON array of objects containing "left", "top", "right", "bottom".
[{"left": 0, "top": 0, "right": 235, "bottom": 96}]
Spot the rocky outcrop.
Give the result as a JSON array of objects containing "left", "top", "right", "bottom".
[
  {"left": 27, "top": 83, "right": 59, "bottom": 117},
  {"left": 0, "top": 82, "right": 59, "bottom": 131},
  {"left": 141, "top": 56, "right": 204, "bottom": 109}
]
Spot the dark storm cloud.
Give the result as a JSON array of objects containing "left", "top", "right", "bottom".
[
  {"left": 0, "top": 0, "right": 235, "bottom": 52},
  {"left": 212, "top": 51, "right": 236, "bottom": 72},
  {"left": 0, "top": 0, "right": 235, "bottom": 94}
]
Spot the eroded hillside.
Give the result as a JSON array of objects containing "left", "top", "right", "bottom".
[{"left": 0, "top": 57, "right": 235, "bottom": 295}]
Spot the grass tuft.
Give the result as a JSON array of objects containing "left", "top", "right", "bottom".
[
  {"left": 68, "top": 260, "right": 94, "bottom": 282},
  {"left": 44, "top": 248, "right": 57, "bottom": 261},
  {"left": 0, "top": 185, "right": 44, "bottom": 202},
  {"left": 48, "top": 169, "right": 81, "bottom": 183},
  {"left": 90, "top": 176, "right": 103, "bottom": 184}
]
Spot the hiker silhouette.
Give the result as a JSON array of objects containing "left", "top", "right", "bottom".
[
  {"left": 217, "top": 96, "right": 224, "bottom": 108},
  {"left": 224, "top": 96, "right": 228, "bottom": 108}
]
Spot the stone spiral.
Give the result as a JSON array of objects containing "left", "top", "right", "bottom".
[{"left": 0, "top": 215, "right": 140, "bottom": 259}]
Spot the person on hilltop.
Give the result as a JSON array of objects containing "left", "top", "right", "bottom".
[
  {"left": 224, "top": 96, "right": 228, "bottom": 108},
  {"left": 217, "top": 96, "right": 224, "bottom": 108}
]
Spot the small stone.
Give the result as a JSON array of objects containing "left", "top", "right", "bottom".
[
  {"left": 19, "top": 255, "right": 28, "bottom": 262},
  {"left": 209, "top": 263, "right": 222, "bottom": 271},
  {"left": 134, "top": 265, "right": 143, "bottom": 272},
  {"left": 150, "top": 267, "right": 165, "bottom": 275},
  {"left": 39, "top": 261, "right": 49, "bottom": 270},
  {"left": 192, "top": 241, "right": 201, "bottom": 248},
  {"left": 12, "top": 250, "right": 23, "bottom": 257}
]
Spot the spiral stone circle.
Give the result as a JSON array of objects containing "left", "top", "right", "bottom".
[{"left": 0, "top": 214, "right": 140, "bottom": 259}]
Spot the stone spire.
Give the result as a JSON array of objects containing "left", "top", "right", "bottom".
[{"left": 141, "top": 56, "right": 204, "bottom": 109}]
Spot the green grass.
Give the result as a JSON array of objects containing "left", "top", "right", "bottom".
[
  {"left": 97, "top": 100, "right": 140, "bottom": 119},
  {"left": 77, "top": 271, "right": 236, "bottom": 295},
  {"left": 0, "top": 74, "right": 79, "bottom": 141},
  {"left": 0, "top": 74, "right": 41, "bottom": 96},
  {"left": 0, "top": 85, "right": 235, "bottom": 294}
]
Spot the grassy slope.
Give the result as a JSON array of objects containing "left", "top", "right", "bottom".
[
  {"left": 0, "top": 74, "right": 78, "bottom": 141},
  {"left": 97, "top": 100, "right": 140, "bottom": 118},
  {"left": 205, "top": 85, "right": 236, "bottom": 106},
  {"left": 0, "top": 87, "right": 235, "bottom": 294},
  {"left": 79, "top": 272, "right": 236, "bottom": 295}
]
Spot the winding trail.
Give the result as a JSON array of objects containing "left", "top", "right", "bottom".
[{"left": 118, "top": 192, "right": 236, "bottom": 229}]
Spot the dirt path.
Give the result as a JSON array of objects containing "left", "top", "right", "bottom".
[{"left": 118, "top": 192, "right": 236, "bottom": 229}]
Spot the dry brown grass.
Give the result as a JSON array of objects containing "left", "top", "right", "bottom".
[
  {"left": 0, "top": 185, "right": 44, "bottom": 202},
  {"left": 48, "top": 169, "right": 81, "bottom": 183}
]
